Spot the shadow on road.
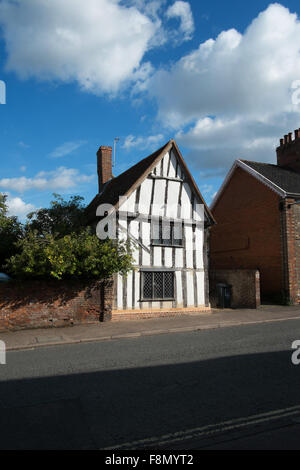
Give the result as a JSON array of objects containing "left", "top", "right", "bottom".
[{"left": 0, "top": 348, "right": 299, "bottom": 449}]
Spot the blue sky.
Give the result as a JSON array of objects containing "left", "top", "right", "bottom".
[{"left": 1, "top": 0, "right": 300, "bottom": 219}]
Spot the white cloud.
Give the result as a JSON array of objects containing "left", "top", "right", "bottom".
[
  {"left": 150, "top": 4, "right": 300, "bottom": 123},
  {"left": 49, "top": 140, "right": 86, "bottom": 158},
  {"left": 18, "top": 141, "right": 30, "bottom": 149},
  {"left": 176, "top": 115, "right": 285, "bottom": 171},
  {"left": 19, "top": 165, "right": 26, "bottom": 172},
  {"left": 200, "top": 184, "right": 213, "bottom": 195},
  {"left": 122, "top": 133, "right": 165, "bottom": 150},
  {"left": 127, "top": 0, "right": 167, "bottom": 46},
  {"left": 166, "top": 1, "right": 194, "bottom": 41},
  {"left": 6, "top": 197, "right": 35, "bottom": 219},
  {"left": 0, "top": 0, "right": 158, "bottom": 94},
  {"left": 144, "top": 4, "right": 300, "bottom": 170},
  {"left": 0, "top": 167, "right": 94, "bottom": 193},
  {"left": 198, "top": 183, "right": 215, "bottom": 204}
]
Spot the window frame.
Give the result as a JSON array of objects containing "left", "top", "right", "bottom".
[
  {"left": 140, "top": 270, "right": 175, "bottom": 301},
  {"left": 151, "top": 220, "right": 183, "bottom": 247}
]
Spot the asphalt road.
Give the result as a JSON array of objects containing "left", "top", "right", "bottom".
[{"left": 1, "top": 319, "right": 300, "bottom": 450}]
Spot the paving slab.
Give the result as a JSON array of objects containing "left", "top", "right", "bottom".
[
  {"left": 36, "top": 335, "right": 65, "bottom": 344},
  {"left": 1, "top": 305, "right": 300, "bottom": 351}
]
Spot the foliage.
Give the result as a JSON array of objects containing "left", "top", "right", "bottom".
[
  {"left": 0, "top": 193, "right": 24, "bottom": 269},
  {"left": 26, "top": 193, "right": 87, "bottom": 237},
  {"left": 5, "top": 227, "right": 133, "bottom": 280}
]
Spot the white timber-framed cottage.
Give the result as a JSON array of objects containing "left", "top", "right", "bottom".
[{"left": 87, "top": 140, "right": 215, "bottom": 320}]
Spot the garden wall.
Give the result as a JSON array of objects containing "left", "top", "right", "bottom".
[
  {"left": 210, "top": 269, "right": 261, "bottom": 309},
  {"left": 0, "top": 279, "right": 114, "bottom": 331}
]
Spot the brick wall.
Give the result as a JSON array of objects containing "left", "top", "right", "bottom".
[
  {"left": 294, "top": 204, "right": 300, "bottom": 303},
  {"left": 281, "top": 199, "right": 300, "bottom": 304},
  {"left": 0, "top": 279, "right": 114, "bottom": 331},
  {"left": 111, "top": 307, "right": 211, "bottom": 321},
  {"left": 211, "top": 167, "right": 283, "bottom": 301},
  {"left": 210, "top": 269, "right": 260, "bottom": 309}
]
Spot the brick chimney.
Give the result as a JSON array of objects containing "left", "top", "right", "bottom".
[
  {"left": 277, "top": 129, "right": 300, "bottom": 172},
  {"left": 97, "top": 145, "right": 112, "bottom": 193}
]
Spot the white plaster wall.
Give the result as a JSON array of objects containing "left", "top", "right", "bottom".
[
  {"left": 186, "top": 271, "right": 195, "bottom": 307},
  {"left": 168, "top": 151, "right": 177, "bottom": 178},
  {"left": 139, "top": 178, "right": 153, "bottom": 214}
]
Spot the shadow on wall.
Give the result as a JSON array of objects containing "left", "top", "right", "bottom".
[
  {"left": 0, "top": 348, "right": 297, "bottom": 449},
  {"left": 0, "top": 279, "right": 99, "bottom": 309},
  {"left": 210, "top": 269, "right": 260, "bottom": 309},
  {"left": 0, "top": 279, "right": 114, "bottom": 330}
]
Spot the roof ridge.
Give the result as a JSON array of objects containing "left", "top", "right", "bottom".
[
  {"left": 113, "top": 140, "right": 171, "bottom": 181},
  {"left": 239, "top": 159, "right": 277, "bottom": 167},
  {"left": 99, "top": 140, "right": 171, "bottom": 198},
  {"left": 85, "top": 140, "right": 172, "bottom": 216},
  {"left": 86, "top": 139, "right": 215, "bottom": 225},
  {"left": 240, "top": 159, "right": 300, "bottom": 174}
]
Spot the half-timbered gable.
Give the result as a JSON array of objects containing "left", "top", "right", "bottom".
[{"left": 87, "top": 139, "right": 215, "bottom": 318}]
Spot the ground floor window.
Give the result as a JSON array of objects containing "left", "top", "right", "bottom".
[{"left": 141, "top": 271, "right": 175, "bottom": 300}]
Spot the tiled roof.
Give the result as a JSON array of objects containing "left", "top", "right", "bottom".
[
  {"left": 86, "top": 140, "right": 215, "bottom": 225},
  {"left": 86, "top": 142, "right": 171, "bottom": 223},
  {"left": 240, "top": 160, "right": 300, "bottom": 196}
]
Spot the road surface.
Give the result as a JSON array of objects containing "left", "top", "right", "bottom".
[{"left": 1, "top": 319, "right": 300, "bottom": 449}]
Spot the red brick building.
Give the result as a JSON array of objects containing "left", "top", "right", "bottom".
[{"left": 210, "top": 129, "right": 300, "bottom": 304}]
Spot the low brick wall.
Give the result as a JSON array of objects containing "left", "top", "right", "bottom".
[
  {"left": 111, "top": 307, "right": 211, "bottom": 321},
  {"left": 210, "top": 269, "right": 260, "bottom": 309},
  {"left": 0, "top": 279, "right": 114, "bottom": 331}
]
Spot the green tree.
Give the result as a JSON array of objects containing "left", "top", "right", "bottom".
[
  {"left": 26, "top": 193, "right": 87, "bottom": 237},
  {"left": 5, "top": 228, "right": 133, "bottom": 280},
  {"left": 0, "top": 193, "right": 23, "bottom": 269}
]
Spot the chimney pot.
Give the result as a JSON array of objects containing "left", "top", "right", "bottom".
[
  {"left": 97, "top": 145, "right": 112, "bottom": 193},
  {"left": 277, "top": 128, "right": 300, "bottom": 172}
]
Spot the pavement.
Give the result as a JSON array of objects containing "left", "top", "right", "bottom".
[{"left": 1, "top": 304, "right": 300, "bottom": 351}]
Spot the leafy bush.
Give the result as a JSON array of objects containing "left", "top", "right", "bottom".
[
  {"left": 0, "top": 193, "right": 24, "bottom": 269},
  {"left": 5, "top": 228, "right": 133, "bottom": 280},
  {"left": 26, "top": 193, "right": 87, "bottom": 237}
]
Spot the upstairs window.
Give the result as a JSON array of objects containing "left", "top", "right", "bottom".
[{"left": 151, "top": 220, "right": 183, "bottom": 247}]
